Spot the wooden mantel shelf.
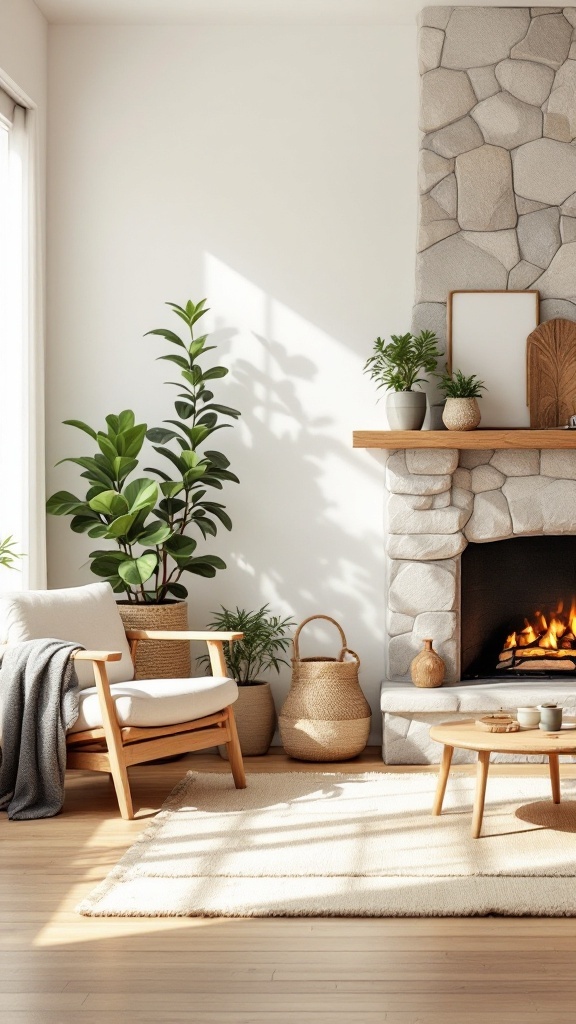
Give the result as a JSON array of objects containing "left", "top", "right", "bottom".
[{"left": 353, "top": 429, "right": 576, "bottom": 450}]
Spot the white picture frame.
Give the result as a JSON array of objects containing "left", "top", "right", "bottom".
[{"left": 447, "top": 290, "right": 540, "bottom": 429}]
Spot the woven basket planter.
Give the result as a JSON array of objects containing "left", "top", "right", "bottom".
[
  {"left": 279, "top": 615, "right": 371, "bottom": 762},
  {"left": 117, "top": 601, "right": 191, "bottom": 680},
  {"left": 219, "top": 681, "right": 277, "bottom": 758}
]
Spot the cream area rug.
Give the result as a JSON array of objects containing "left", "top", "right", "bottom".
[{"left": 78, "top": 771, "right": 576, "bottom": 917}]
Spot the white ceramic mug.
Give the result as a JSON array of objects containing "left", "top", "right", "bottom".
[{"left": 516, "top": 706, "right": 541, "bottom": 730}]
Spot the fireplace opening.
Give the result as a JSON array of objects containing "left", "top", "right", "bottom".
[{"left": 461, "top": 536, "right": 576, "bottom": 679}]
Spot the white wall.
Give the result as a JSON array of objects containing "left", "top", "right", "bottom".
[
  {"left": 47, "top": 22, "right": 419, "bottom": 739},
  {"left": 0, "top": 0, "right": 47, "bottom": 107}
]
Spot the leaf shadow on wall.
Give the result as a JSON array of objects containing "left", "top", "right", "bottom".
[{"left": 200, "top": 322, "right": 386, "bottom": 724}]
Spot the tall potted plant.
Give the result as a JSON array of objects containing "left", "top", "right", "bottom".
[
  {"left": 47, "top": 297, "right": 240, "bottom": 677},
  {"left": 199, "top": 605, "right": 295, "bottom": 755},
  {"left": 363, "top": 329, "right": 441, "bottom": 430}
]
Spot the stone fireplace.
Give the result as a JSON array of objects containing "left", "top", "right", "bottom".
[{"left": 379, "top": 443, "right": 576, "bottom": 764}]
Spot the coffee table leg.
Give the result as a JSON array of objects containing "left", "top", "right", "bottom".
[
  {"left": 472, "top": 750, "right": 490, "bottom": 839},
  {"left": 432, "top": 744, "right": 454, "bottom": 816},
  {"left": 549, "top": 752, "right": 561, "bottom": 804}
]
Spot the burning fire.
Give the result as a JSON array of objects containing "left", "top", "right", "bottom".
[{"left": 501, "top": 598, "right": 576, "bottom": 661}]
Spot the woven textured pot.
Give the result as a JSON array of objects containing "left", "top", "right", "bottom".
[
  {"left": 442, "top": 397, "right": 481, "bottom": 431},
  {"left": 117, "top": 602, "right": 191, "bottom": 680},
  {"left": 279, "top": 615, "right": 371, "bottom": 762},
  {"left": 410, "top": 638, "right": 445, "bottom": 688},
  {"left": 220, "top": 682, "right": 277, "bottom": 758}
]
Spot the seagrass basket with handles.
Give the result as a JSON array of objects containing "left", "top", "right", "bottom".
[{"left": 279, "top": 615, "right": 371, "bottom": 762}]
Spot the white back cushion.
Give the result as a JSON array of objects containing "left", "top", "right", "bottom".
[{"left": 0, "top": 582, "right": 134, "bottom": 688}]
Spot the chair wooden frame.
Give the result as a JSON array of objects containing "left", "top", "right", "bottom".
[{"left": 65, "top": 629, "right": 246, "bottom": 819}]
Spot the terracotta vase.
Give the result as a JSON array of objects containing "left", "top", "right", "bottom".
[
  {"left": 442, "top": 397, "right": 481, "bottom": 431},
  {"left": 410, "top": 639, "right": 445, "bottom": 689}
]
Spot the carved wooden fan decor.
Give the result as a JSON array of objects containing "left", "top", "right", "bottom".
[{"left": 527, "top": 318, "right": 576, "bottom": 428}]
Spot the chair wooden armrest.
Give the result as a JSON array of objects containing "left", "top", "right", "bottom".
[
  {"left": 124, "top": 630, "right": 243, "bottom": 642},
  {"left": 72, "top": 650, "right": 123, "bottom": 662}
]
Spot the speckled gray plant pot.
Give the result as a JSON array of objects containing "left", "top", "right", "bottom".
[
  {"left": 386, "top": 391, "right": 427, "bottom": 430},
  {"left": 442, "top": 397, "right": 481, "bottom": 431}
]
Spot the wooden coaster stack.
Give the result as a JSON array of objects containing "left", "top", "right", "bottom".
[{"left": 475, "top": 715, "right": 520, "bottom": 733}]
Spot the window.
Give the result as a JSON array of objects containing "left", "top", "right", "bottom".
[{"left": 0, "top": 86, "right": 45, "bottom": 591}]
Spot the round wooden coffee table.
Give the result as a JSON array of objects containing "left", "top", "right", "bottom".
[{"left": 429, "top": 719, "right": 576, "bottom": 838}]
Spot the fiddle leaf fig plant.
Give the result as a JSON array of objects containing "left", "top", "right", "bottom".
[{"left": 47, "top": 298, "right": 240, "bottom": 603}]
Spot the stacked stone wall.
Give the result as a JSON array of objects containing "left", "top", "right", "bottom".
[{"left": 414, "top": 6, "right": 576, "bottom": 359}]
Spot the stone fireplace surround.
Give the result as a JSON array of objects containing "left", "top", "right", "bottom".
[{"left": 381, "top": 445, "right": 576, "bottom": 764}]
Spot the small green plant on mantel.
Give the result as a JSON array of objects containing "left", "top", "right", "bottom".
[
  {"left": 436, "top": 368, "right": 486, "bottom": 398},
  {"left": 436, "top": 368, "right": 486, "bottom": 431},
  {"left": 0, "top": 536, "right": 23, "bottom": 571},
  {"left": 363, "top": 329, "right": 441, "bottom": 430},
  {"left": 47, "top": 298, "right": 240, "bottom": 603},
  {"left": 199, "top": 605, "right": 295, "bottom": 684}
]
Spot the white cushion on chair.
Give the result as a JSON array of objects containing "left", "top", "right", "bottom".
[
  {"left": 0, "top": 582, "right": 134, "bottom": 688},
  {"left": 69, "top": 675, "right": 238, "bottom": 732}
]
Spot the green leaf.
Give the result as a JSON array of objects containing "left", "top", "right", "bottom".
[
  {"left": 190, "top": 307, "right": 209, "bottom": 326},
  {"left": 205, "top": 450, "right": 230, "bottom": 470},
  {"left": 105, "top": 414, "right": 120, "bottom": 434},
  {"left": 62, "top": 419, "right": 98, "bottom": 440},
  {"left": 104, "top": 512, "right": 138, "bottom": 539},
  {"left": 88, "top": 490, "right": 130, "bottom": 516},
  {"left": 164, "top": 534, "right": 197, "bottom": 561},
  {"left": 203, "top": 502, "right": 232, "bottom": 531},
  {"left": 146, "top": 427, "right": 180, "bottom": 445},
  {"left": 164, "top": 582, "right": 188, "bottom": 600},
  {"left": 70, "top": 513, "right": 101, "bottom": 533},
  {"left": 118, "top": 553, "right": 158, "bottom": 586},
  {"left": 180, "top": 449, "right": 202, "bottom": 470},
  {"left": 112, "top": 456, "right": 138, "bottom": 484},
  {"left": 90, "top": 550, "right": 130, "bottom": 577},
  {"left": 123, "top": 478, "right": 159, "bottom": 513},
  {"left": 157, "top": 353, "right": 189, "bottom": 370},
  {"left": 151, "top": 446, "right": 187, "bottom": 477},
  {"left": 160, "top": 480, "right": 184, "bottom": 498},
  {"left": 201, "top": 366, "right": 228, "bottom": 381},
  {"left": 202, "top": 403, "right": 241, "bottom": 419},
  {"left": 175, "top": 400, "right": 194, "bottom": 419},
  {"left": 87, "top": 523, "right": 110, "bottom": 538},
  {"left": 145, "top": 328, "right": 187, "bottom": 349},
  {"left": 122, "top": 424, "right": 147, "bottom": 459},
  {"left": 135, "top": 520, "right": 172, "bottom": 546},
  {"left": 118, "top": 410, "right": 136, "bottom": 432},
  {"left": 60, "top": 456, "right": 115, "bottom": 488},
  {"left": 96, "top": 433, "right": 119, "bottom": 464},
  {"left": 46, "top": 490, "right": 88, "bottom": 516},
  {"left": 193, "top": 516, "right": 218, "bottom": 538}
]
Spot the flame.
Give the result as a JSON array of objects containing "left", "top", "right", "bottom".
[
  {"left": 518, "top": 622, "right": 537, "bottom": 646},
  {"left": 500, "top": 598, "right": 576, "bottom": 661}
]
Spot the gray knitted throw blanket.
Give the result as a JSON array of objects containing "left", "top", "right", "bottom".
[{"left": 0, "top": 639, "right": 81, "bottom": 819}]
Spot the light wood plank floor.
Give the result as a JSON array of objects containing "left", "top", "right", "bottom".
[{"left": 2, "top": 748, "right": 576, "bottom": 1024}]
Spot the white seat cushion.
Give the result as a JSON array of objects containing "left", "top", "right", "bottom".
[
  {"left": 69, "top": 675, "right": 238, "bottom": 733},
  {"left": 0, "top": 582, "right": 134, "bottom": 689}
]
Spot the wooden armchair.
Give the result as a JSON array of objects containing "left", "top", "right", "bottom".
[{"left": 0, "top": 583, "right": 246, "bottom": 819}]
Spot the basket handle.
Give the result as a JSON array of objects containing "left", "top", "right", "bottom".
[{"left": 293, "top": 615, "right": 348, "bottom": 663}]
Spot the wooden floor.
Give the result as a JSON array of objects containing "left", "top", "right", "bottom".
[{"left": 3, "top": 748, "right": 576, "bottom": 1024}]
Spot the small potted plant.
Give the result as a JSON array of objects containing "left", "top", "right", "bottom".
[
  {"left": 363, "top": 329, "right": 441, "bottom": 430},
  {"left": 437, "top": 368, "right": 486, "bottom": 431},
  {"left": 200, "top": 604, "right": 295, "bottom": 755}
]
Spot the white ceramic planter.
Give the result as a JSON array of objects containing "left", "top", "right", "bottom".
[{"left": 386, "top": 391, "right": 427, "bottom": 430}]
